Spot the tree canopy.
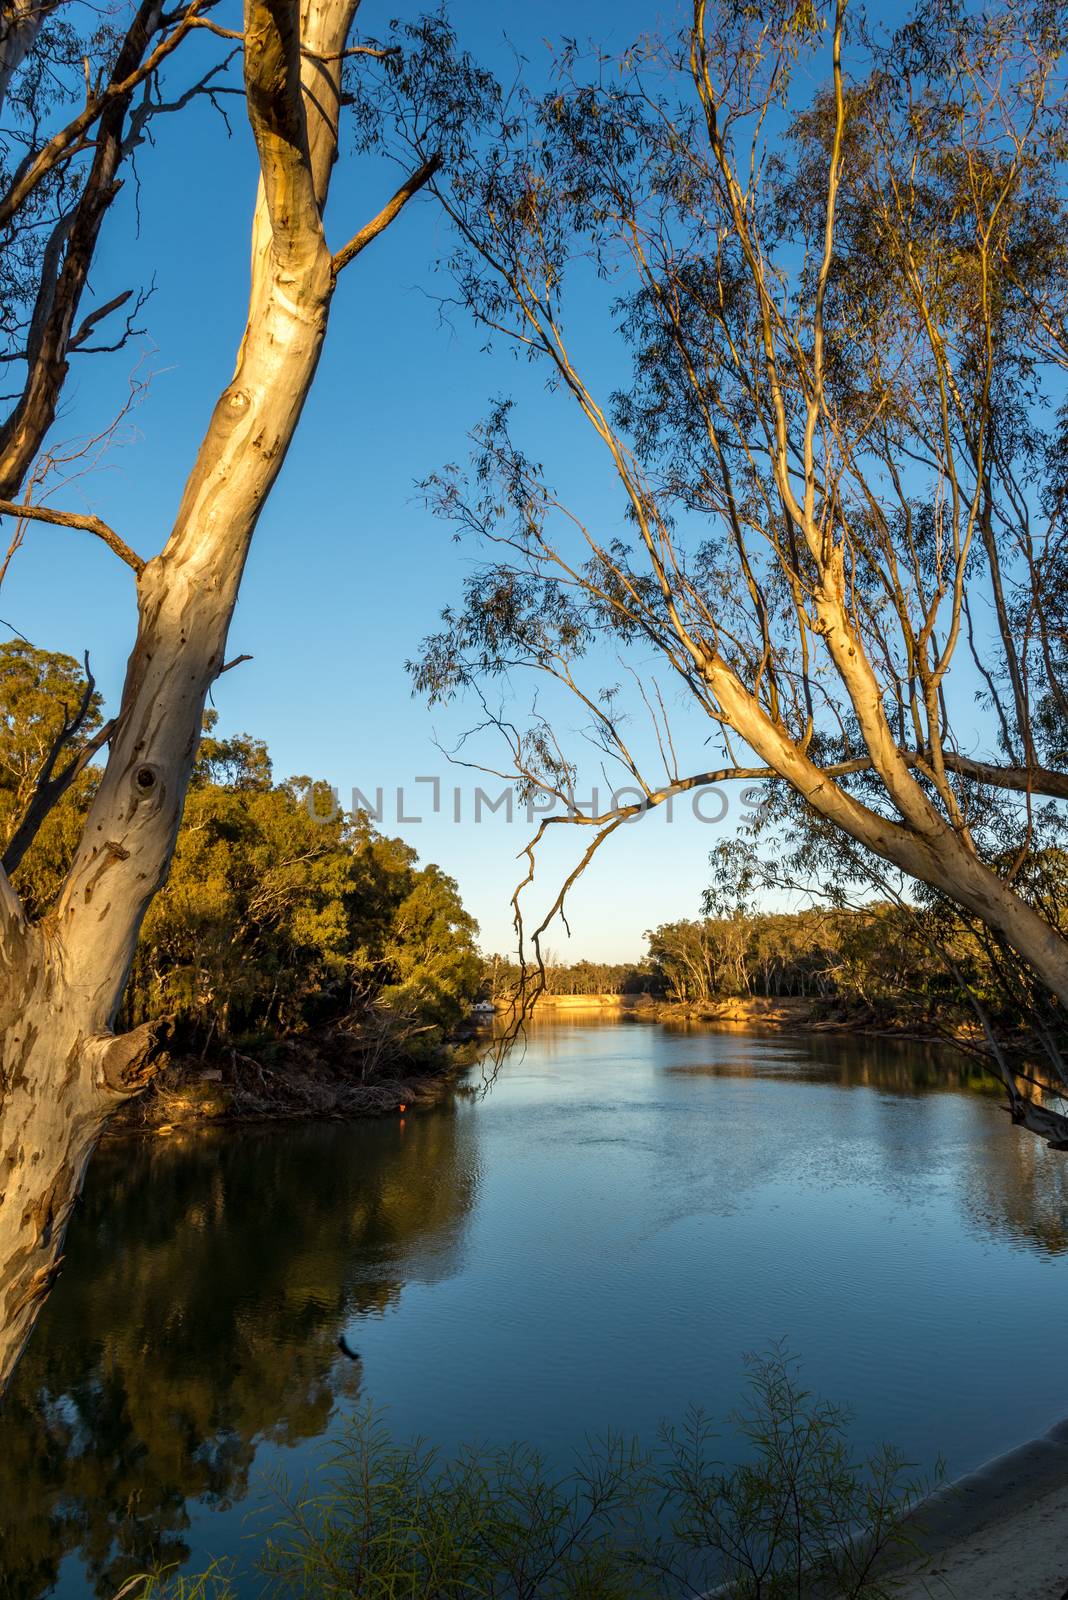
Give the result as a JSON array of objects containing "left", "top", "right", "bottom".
[
  {"left": 404, "top": 0, "right": 1068, "bottom": 1144},
  {"left": 0, "top": 642, "right": 481, "bottom": 1077}
]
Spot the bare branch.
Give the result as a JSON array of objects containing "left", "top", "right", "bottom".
[
  {"left": 0, "top": 1, "right": 216, "bottom": 234},
  {"left": 302, "top": 41, "right": 400, "bottom": 62},
  {"left": 2, "top": 652, "right": 115, "bottom": 877},
  {"left": 0, "top": 499, "right": 145, "bottom": 574},
  {"left": 332, "top": 154, "right": 442, "bottom": 275},
  {"left": 0, "top": 0, "right": 197, "bottom": 499},
  {"left": 66, "top": 289, "right": 135, "bottom": 352},
  {"left": 182, "top": 14, "right": 243, "bottom": 40}
]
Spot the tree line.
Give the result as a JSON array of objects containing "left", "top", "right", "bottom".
[
  {"left": 485, "top": 895, "right": 1045, "bottom": 1041},
  {"left": 1, "top": 639, "right": 481, "bottom": 1074},
  {"left": 484, "top": 907, "right": 952, "bottom": 1009}
]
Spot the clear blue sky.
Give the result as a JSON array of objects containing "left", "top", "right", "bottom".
[{"left": 3, "top": 0, "right": 911, "bottom": 960}]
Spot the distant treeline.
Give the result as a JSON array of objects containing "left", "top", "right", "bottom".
[
  {"left": 483, "top": 902, "right": 1000, "bottom": 1017},
  {"left": 482, "top": 956, "right": 656, "bottom": 997}
]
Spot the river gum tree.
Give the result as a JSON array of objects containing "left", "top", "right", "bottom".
[
  {"left": 407, "top": 0, "right": 1068, "bottom": 1140},
  {"left": 0, "top": 0, "right": 445, "bottom": 1390}
]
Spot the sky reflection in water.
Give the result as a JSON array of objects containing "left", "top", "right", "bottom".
[{"left": 1, "top": 1021, "right": 1066, "bottom": 1597}]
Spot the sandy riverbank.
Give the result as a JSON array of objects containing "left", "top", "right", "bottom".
[
  {"left": 506, "top": 991, "right": 983, "bottom": 1046},
  {"left": 887, "top": 1419, "right": 1068, "bottom": 1599},
  {"left": 698, "top": 1420, "right": 1068, "bottom": 1599},
  {"left": 507, "top": 992, "right": 826, "bottom": 1024}
]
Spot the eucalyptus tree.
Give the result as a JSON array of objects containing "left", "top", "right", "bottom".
[
  {"left": 0, "top": 0, "right": 460, "bottom": 1390},
  {"left": 408, "top": 0, "right": 1068, "bottom": 1140}
]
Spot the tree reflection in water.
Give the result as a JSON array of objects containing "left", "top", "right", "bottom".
[
  {"left": 3, "top": 1028, "right": 1067, "bottom": 1600},
  {"left": 0, "top": 1111, "right": 478, "bottom": 1599},
  {"left": 661, "top": 1026, "right": 1068, "bottom": 1255}
]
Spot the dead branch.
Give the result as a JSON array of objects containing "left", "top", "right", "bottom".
[
  {"left": 218, "top": 652, "right": 253, "bottom": 675},
  {"left": 0, "top": 1, "right": 218, "bottom": 231},
  {"left": 0, "top": 499, "right": 145, "bottom": 574},
  {"left": 0, "top": 0, "right": 194, "bottom": 500}
]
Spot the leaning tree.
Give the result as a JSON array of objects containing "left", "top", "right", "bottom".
[
  {"left": 404, "top": 0, "right": 1068, "bottom": 1138},
  {"left": 0, "top": 0, "right": 457, "bottom": 1390}
]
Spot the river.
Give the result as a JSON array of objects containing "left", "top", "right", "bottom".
[{"left": 1, "top": 1019, "right": 1067, "bottom": 1597}]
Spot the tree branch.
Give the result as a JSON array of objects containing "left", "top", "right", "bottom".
[
  {"left": 0, "top": 0, "right": 195, "bottom": 499},
  {"left": 91, "top": 1017, "right": 172, "bottom": 1098},
  {"left": 2, "top": 653, "right": 115, "bottom": 877},
  {"left": 302, "top": 41, "right": 400, "bottom": 62},
  {"left": 332, "top": 153, "right": 442, "bottom": 275},
  {"left": 67, "top": 289, "right": 135, "bottom": 351},
  {"left": 937, "top": 753, "right": 1068, "bottom": 802},
  {"left": 0, "top": 499, "right": 145, "bottom": 574},
  {"left": 0, "top": 1, "right": 214, "bottom": 233}
]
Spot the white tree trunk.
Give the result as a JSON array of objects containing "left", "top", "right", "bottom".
[
  {"left": 0, "top": 0, "right": 59, "bottom": 112},
  {"left": 0, "top": 0, "right": 362, "bottom": 1391}
]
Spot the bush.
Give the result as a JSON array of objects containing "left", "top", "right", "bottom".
[{"left": 121, "top": 1349, "right": 933, "bottom": 1600}]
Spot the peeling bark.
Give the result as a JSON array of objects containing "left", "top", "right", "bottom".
[{"left": 0, "top": 0, "right": 406, "bottom": 1391}]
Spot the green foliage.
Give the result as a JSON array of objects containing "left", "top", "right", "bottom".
[
  {"left": 129, "top": 748, "right": 481, "bottom": 1059},
  {"left": 259, "top": 1419, "right": 651, "bottom": 1600},
  {"left": 115, "top": 1569, "right": 233, "bottom": 1600},
  {"left": 0, "top": 637, "right": 103, "bottom": 911},
  {"left": 126, "top": 1349, "right": 932, "bottom": 1600},
  {"left": 651, "top": 1349, "right": 930, "bottom": 1599},
  {"left": 645, "top": 903, "right": 961, "bottom": 1010},
  {"left": 482, "top": 954, "right": 656, "bottom": 999},
  {"left": 0, "top": 648, "right": 481, "bottom": 1072}
]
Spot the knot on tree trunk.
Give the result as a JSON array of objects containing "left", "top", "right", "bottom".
[{"left": 90, "top": 1017, "right": 172, "bottom": 1099}]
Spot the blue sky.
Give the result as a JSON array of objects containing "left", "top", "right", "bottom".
[{"left": 3, "top": 0, "right": 932, "bottom": 960}]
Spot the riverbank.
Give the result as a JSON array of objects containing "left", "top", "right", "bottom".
[
  {"left": 701, "top": 1420, "right": 1068, "bottom": 1600},
  {"left": 511, "top": 991, "right": 988, "bottom": 1049},
  {"left": 118, "top": 1000, "right": 990, "bottom": 1137},
  {"left": 111, "top": 1033, "right": 469, "bottom": 1136},
  {"left": 516, "top": 992, "right": 812, "bottom": 1023},
  {"left": 888, "top": 1417, "right": 1068, "bottom": 1599}
]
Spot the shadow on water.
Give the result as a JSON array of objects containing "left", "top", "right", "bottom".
[{"left": 0, "top": 1110, "right": 479, "bottom": 1599}]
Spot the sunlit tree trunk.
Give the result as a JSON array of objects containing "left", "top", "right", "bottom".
[{"left": 0, "top": 0, "right": 433, "bottom": 1391}]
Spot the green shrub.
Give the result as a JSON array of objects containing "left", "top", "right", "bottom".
[{"left": 122, "top": 1349, "right": 933, "bottom": 1600}]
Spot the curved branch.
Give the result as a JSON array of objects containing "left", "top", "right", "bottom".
[
  {"left": 0, "top": 499, "right": 145, "bottom": 574},
  {"left": 0, "top": 2, "right": 213, "bottom": 233}
]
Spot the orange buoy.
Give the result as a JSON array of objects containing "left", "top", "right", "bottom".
[{"left": 398, "top": 1103, "right": 407, "bottom": 1113}]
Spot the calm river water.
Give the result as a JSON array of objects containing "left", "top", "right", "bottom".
[{"left": 2, "top": 1020, "right": 1068, "bottom": 1597}]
